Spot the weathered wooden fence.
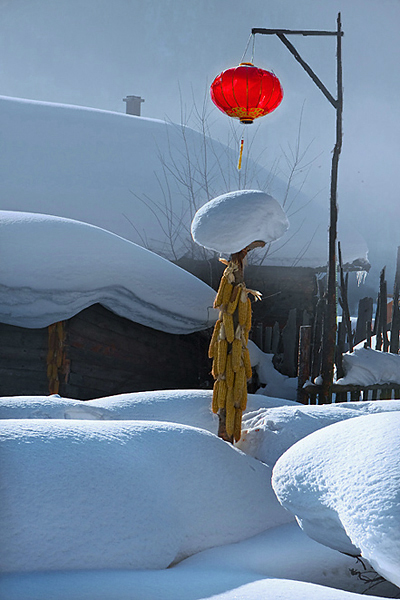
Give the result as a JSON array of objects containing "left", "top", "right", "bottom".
[{"left": 251, "top": 246, "right": 400, "bottom": 404}]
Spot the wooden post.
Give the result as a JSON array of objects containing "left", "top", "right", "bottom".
[
  {"left": 282, "top": 308, "right": 298, "bottom": 377},
  {"left": 297, "top": 325, "right": 312, "bottom": 403},
  {"left": 355, "top": 297, "right": 373, "bottom": 345},
  {"left": 320, "top": 13, "right": 343, "bottom": 402},
  {"left": 390, "top": 246, "right": 400, "bottom": 354},
  {"left": 264, "top": 326, "right": 272, "bottom": 353}
]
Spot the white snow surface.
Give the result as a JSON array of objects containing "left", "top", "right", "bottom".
[
  {"left": 1, "top": 391, "right": 400, "bottom": 599},
  {"left": 191, "top": 189, "right": 289, "bottom": 254},
  {"left": 0, "top": 419, "right": 291, "bottom": 573},
  {"left": 336, "top": 346, "right": 400, "bottom": 386},
  {"left": 0, "top": 210, "right": 217, "bottom": 332},
  {"left": 0, "top": 390, "right": 296, "bottom": 430},
  {"left": 272, "top": 412, "right": 400, "bottom": 587},
  {"left": 237, "top": 399, "right": 400, "bottom": 466}
]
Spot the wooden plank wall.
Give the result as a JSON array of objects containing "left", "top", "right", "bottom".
[
  {"left": 0, "top": 304, "right": 213, "bottom": 400},
  {"left": 0, "top": 322, "right": 49, "bottom": 395}
]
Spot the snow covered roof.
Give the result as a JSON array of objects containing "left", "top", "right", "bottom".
[
  {"left": 0, "top": 211, "right": 217, "bottom": 333},
  {"left": 0, "top": 95, "right": 369, "bottom": 270}
]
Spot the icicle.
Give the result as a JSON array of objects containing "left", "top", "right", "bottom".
[
  {"left": 237, "top": 138, "right": 244, "bottom": 170},
  {"left": 356, "top": 270, "right": 368, "bottom": 286}
]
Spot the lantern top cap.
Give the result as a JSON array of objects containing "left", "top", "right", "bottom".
[{"left": 239, "top": 62, "right": 254, "bottom": 66}]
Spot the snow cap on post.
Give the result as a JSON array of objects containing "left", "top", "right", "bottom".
[{"left": 191, "top": 190, "right": 289, "bottom": 255}]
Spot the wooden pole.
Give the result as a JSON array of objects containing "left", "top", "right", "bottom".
[
  {"left": 297, "top": 325, "right": 312, "bottom": 403},
  {"left": 320, "top": 13, "right": 343, "bottom": 401}
]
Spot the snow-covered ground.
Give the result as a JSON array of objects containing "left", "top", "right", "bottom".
[
  {"left": 1, "top": 391, "right": 399, "bottom": 600},
  {"left": 0, "top": 94, "right": 397, "bottom": 599}
]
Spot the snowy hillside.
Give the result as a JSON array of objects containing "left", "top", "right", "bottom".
[{"left": 0, "top": 95, "right": 368, "bottom": 268}]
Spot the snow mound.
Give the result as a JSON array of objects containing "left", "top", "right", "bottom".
[
  {"left": 0, "top": 419, "right": 291, "bottom": 573},
  {"left": 191, "top": 190, "right": 289, "bottom": 254},
  {"left": 272, "top": 412, "right": 400, "bottom": 587},
  {"left": 237, "top": 399, "right": 400, "bottom": 466},
  {"left": 0, "top": 391, "right": 296, "bottom": 430},
  {"left": 86, "top": 389, "right": 297, "bottom": 433},
  {"left": 336, "top": 346, "right": 400, "bottom": 386},
  {"left": 0, "top": 395, "right": 106, "bottom": 420},
  {"left": 0, "top": 211, "right": 217, "bottom": 333}
]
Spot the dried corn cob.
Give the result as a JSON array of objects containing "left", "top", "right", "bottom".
[
  {"left": 222, "top": 280, "right": 234, "bottom": 306},
  {"left": 213, "top": 276, "right": 229, "bottom": 308},
  {"left": 213, "top": 377, "right": 227, "bottom": 411},
  {"left": 233, "top": 366, "right": 247, "bottom": 406},
  {"left": 240, "top": 385, "right": 248, "bottom": 411},
  {"left": 243, "top": 347, "right": 252, "bottom": 380},
  {"left": 225, "top": 353, "right": 235, "bottom": 389},
  {"left": 226, "top": 284, "right": 242, "bottom": 315},
  {"left": 212, "top": 383, "right": 219, "bottom": 413},
  {"left": 234, "top": 408, "right": 243, "bottom": 442},
  {"left": 231, "top": 326, "right": 243, "bottom": 372},
  {"left": 223, "top": 312, "right": 235, "bottom": 343},
  {"left": 216, "top": 338, "right": 228, "bottom": 375},
  {"left": 208, "top": 319, "right": 221, "bottom": 359},
  {"left": 238, "top": 288, "right": 249, "bottom": 326}
]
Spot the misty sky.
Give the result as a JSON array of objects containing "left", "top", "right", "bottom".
[{"left": 0, "top": 0, "right": 399, "bottom": 283}]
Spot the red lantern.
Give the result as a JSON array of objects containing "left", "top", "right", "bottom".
[{"left": 210, "top": 62, "right": 283, "bottom": 125}]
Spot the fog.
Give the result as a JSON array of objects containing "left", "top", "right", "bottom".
[{"left": 0, "top": 0, "right": 399, "bottom": 289}]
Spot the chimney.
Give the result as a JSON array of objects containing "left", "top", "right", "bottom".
[{"left": 123, "top": 95, "right": 144, "bottom": 116}]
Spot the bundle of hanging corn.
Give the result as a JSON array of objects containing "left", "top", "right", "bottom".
[{"left": 209, "top": 260, "right": 260, "bottom": 442}]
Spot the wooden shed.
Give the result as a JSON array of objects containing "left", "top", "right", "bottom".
[{"left": 0, "top": 303, "right": 213, "bottom": 400}]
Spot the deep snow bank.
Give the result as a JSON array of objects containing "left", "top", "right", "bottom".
[
  {"left": 0, "top": 211, "right": 217, "bottom": 332},
  {"left": 272, "top": 412, "right": 400, "bottom": 587},
  {"left": 0, "top": 419, "right": 291, "bottom": 573},
  {"left": 237, "top": 399, "right": 400, "bottom": 465}
]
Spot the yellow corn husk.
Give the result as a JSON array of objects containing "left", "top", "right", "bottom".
[
  {"left": 226, "top": 284, "right": 242, "bottom": 315},
  {"left": 216, "top": 338, "right": 228, "bottom": 375},
  {"left": 225, "top": 389, "right": 235, "bottom": 437},
  {"left": 225, "top": 353, "right": 234, "bottom": 389},
  {"left": 234, "top": 366, "right": 247, "bottom": 406},
  {"left": 238, "top": 289, "right": 249, "bottom": 326},
  {"left": 242, "top": 327, "right": 249, "bottom": 346},
  {"left": 245, "top": 297, "right": 252, "bottom": 332},
  {"left": 208, "top": 320, "right": 221, "bottom": 358},
  {"left": 243, "top": 347, "right": 252, "bottom": 380},
  {"left": 217, "top": 377, "right": 227, "bottom": 410},
  {"left": 213, "top": 275, "right": 229, "bottom": 308},
  {"left": 223, "top": 312, "right": 235, "bottom": 343},
  {"left": 234, "top": 408, "right": 243, "bottom": 442}
]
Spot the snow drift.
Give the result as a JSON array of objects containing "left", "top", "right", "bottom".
[
  {"left": 0, "top": 419, "right": 291, "bottom": 573},
  {"left": 272, "top": 412, "right": 400, "bottom": 587},
  {"left": 237, "top": 399, "right": 400, "bottom": 466}
]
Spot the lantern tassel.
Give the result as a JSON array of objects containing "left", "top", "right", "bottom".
[{"left": 237, "top": 138, "right": 244, "bottom": 171}]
